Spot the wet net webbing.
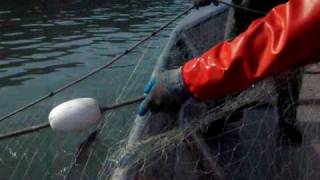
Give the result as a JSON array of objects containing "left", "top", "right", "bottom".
[
  {"left": 1, "top": 1, "right": 320, "bottom": 180},
  {"left": 0, "top": 36, "right": 164, "bottom": 179}
]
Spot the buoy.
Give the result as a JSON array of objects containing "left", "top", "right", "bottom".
[{"left": 48, "top": 98, "right": 102, "bottom": 132}]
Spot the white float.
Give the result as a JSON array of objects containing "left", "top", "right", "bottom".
[{"left": 48, "top": 98, "right": 102, "bottom": 132}]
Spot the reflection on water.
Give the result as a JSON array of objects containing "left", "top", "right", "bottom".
[
  {"left": 0, "top": 0, "right": 189, "bottom": 113},
  {"left": 0, "top": 1, "right": 193, "bottom": 178},
  {"left": 0, "top": 0, "right": 185, "bottom": 87},
  {"left": 0, "top": 0, "right": 191, "bottom": 177},
  {"left": 0, "top": 62, "right": 83, "bottom": 87}
]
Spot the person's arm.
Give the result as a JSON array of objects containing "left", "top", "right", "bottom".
[
  {"left": 139, "top": 0, "right": 320, "bottom": 115},
  {"left": 182, "top": 0, "right": 320, "bottom": 101}
]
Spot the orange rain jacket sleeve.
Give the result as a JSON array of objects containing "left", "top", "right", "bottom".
[{"left": 182, "top": 0, "right": 320, "bottom": 101}]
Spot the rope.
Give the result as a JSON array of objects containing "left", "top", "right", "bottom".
[
  {"left": 64, "top": 96, "right": 145, "bottom": 179},
  {"left": 0, "top": 6, "right": 194, "bottom": 124},
  {"left": 0, "top": 1, "right": 266, "bottom": 123},
  {"left": 64, "top": 3, "right": 268, "bottom": 178},
  {"left": 0, "top": 95, "right": 144, "bottom": 141},
  {"left": 218, "top": 0, "right": 267, "bottom": 15},
  {"left": 63, "top": 3, "right": 269, "bottom": 179},
  {"left": 65, "top": 42, "right": 154, "bottom": 179},
  {"left": 101, "top": 96, "right": 144, "bottom": 111},
  {"left": 0, "top": 123, "right": 50, "bottom": 141},
  {"left": 64, "top": 130, "right": 99, "bottom": 180}
]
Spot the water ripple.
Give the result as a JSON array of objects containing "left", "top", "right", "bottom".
[{"left": 0, "top": 0, "right": 190, "bottom": 89}]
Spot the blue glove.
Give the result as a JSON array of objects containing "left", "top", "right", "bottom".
[
  {"left": 138, "top": 68, "right": 190, "bottom": 116},
  {"left": 193, "top": 0, "right": 219, "bottom": 8}
]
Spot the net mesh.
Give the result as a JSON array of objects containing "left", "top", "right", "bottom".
[
  {"left": 110, "top": 3, "right": 320, "bottom": 180},
  {"left": 0, "top": 25, "right": 171, "bottom": 180},
  {"left": 1, "top": 1, "right": 319, "bottom": 180}
]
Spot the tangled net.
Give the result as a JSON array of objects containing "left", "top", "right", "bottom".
[{"left": 1, "top": 1, "right": 319, "bottom": 180}]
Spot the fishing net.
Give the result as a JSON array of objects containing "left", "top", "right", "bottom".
[
  {"left": 0, "top": 1, "right": 182, "bottom": 179},
  {"left": 111, "top": 2, "right": 320, "bottom": 180},
  {"left": 1, "top": 1, "right": 319, "bottom": 180},
  {"left": 0, "top": 34, "right": 167, "bottom": 179}
]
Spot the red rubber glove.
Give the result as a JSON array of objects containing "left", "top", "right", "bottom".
[{"left": 182, "top": 0, "right": 320, "bottom": 101}]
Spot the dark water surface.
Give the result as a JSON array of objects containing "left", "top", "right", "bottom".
[
  {"left": 0, "top": 0, "right": 189, "bottom": 114},
  {"left": 0, "top": 0, "right": 190, "bottom": 179}
]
